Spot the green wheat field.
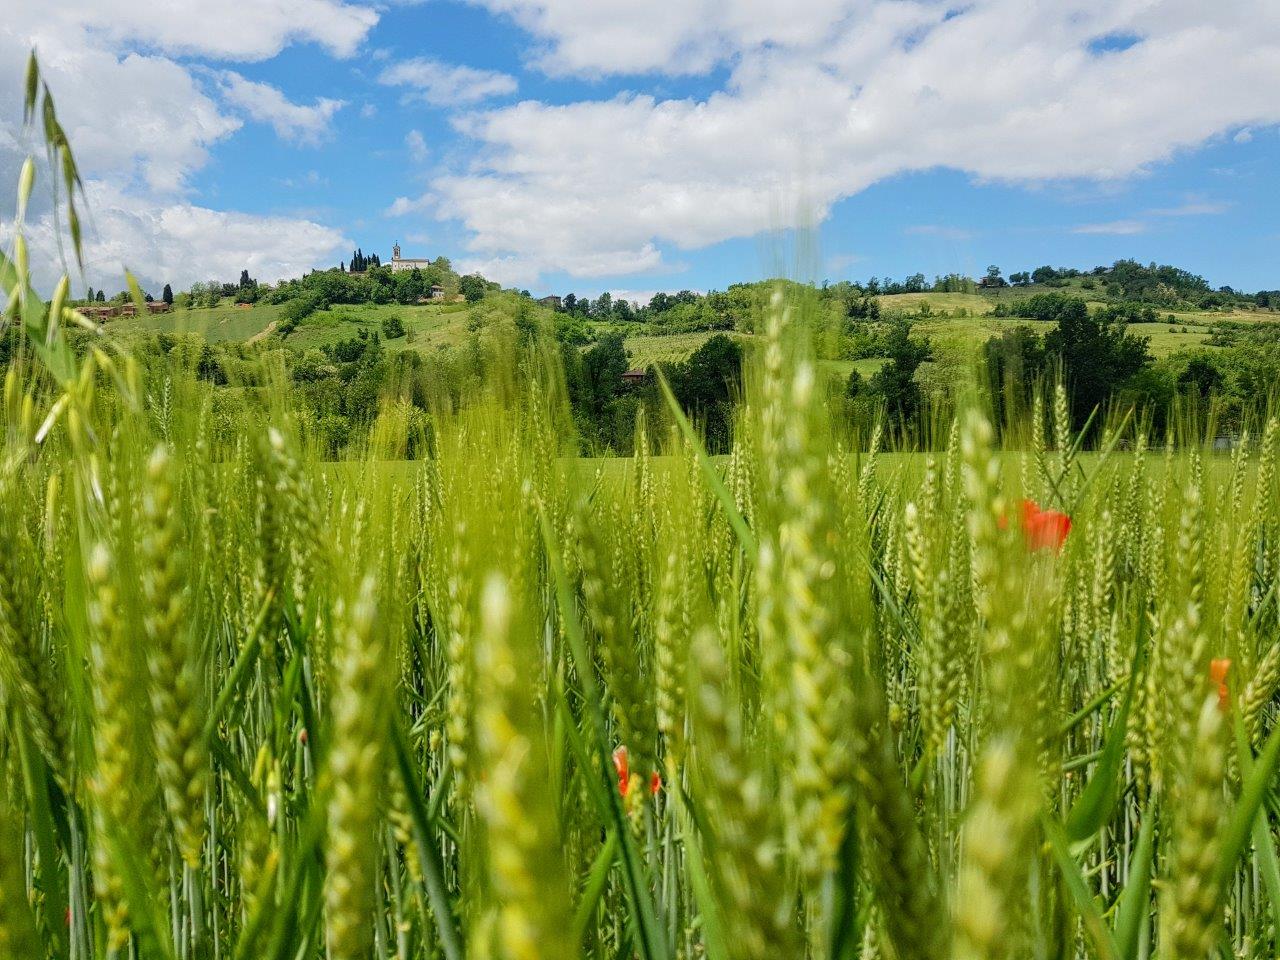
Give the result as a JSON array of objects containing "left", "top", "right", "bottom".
[{"left": 6, "top": 52, "right": 1280, "bottom": 960}]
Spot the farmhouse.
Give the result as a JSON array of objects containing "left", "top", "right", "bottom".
[
  {"left": 621, "top": 368, "right": 649, "bottom": 386},
  {"left": 389, "top": 242, "right": 434, "bottom": 274}
]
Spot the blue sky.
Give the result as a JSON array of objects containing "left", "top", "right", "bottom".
[{"left": 4, "top": 0, "right": 1279, "bottom": 299}]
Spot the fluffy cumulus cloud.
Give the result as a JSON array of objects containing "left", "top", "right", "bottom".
[
  {"left": 1, "top": 0, "right": 379, "bottom": 185},
  {"left": 467, "top": 0, "right": 862, "bottom": 76},
  {"left": 378, "top": 58, "right": 518, "bottom": 106},
  {"left": 0, "top": 27, "right": 239, "bottom": 194},
  {"left": 0, "top": 0, "right": 376, "bottom": 289},
  {"left": 26, "top": 0, "right": 376, "bottom": 63},
  {"left": 428, "top": 0, "right": 1280, "bottom": 282},
  {"left": 10, "top": 182, "right": 349, "bottom": 292},
  {"left": 219, "top": 73, "right": 345, "bottom": 145}
]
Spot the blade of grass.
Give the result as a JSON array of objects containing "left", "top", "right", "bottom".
[
  {"left": 389, "top": 718, "right": 465, "bottom": 960},
  {"left": 1112, "top": 805, "right": 1155, "bottom": 960},
  {"left": 655, "top": 368, "right": 756, "bottom": 558},
  {"left": 1042, "top": 814, "right": 1120, "bottom": 960},
  {"left": 539, "top": 506, "right": 671, "bottom": 960}
]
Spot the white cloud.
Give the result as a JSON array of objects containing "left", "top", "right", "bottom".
[
  {"left": 1072, "top": 219, "right": 1149, "bottom": 235},
  {"left": 0, "top": 0, "right": 377, "bottom": 192},
  {"left": 6, "top": 181, "right": 349, "bottom": 292},
  {"left": 0, "top": 27, "right": 239, "bottom": 193},
  {"left": 607, "top": 289, "right": 665, "bottom": 306},
  {"left": 405, "top": 129, "right": 429, "bottom": 161},
  {"left": 386, "top": 194, "right": 434, "bottom": 217},
  {"left": 469, "top": 0, "right": 868, "bottom": 76},
  {"left": 28, "top": 0, "right": 377, "bottom": 62},
  {"left": 219, "top": 73, "right": 344, "bottom": 145},
  {"left": 455, "top": 254, "right": 545, "bottom": 288},
  {"left": 378, "top": 57, "right": 518, "bottom": 106},
  {"left": 0, "top": 1, "right": 369, "bottom": 289},
  {"left": 1147, "top": 198, "right": 1233, "bottom": 216},
  {"left": 432, "top": 0, "right": 1280, "bottom": 283}
]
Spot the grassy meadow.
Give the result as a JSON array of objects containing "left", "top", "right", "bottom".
[{"left": 8, "top": 53, "right": 1280, "bottom": 960}]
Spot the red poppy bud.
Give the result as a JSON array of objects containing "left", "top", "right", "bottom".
[
  {"left": 612, "top": 746, "right": 630, "bottom": 796},
  {"left": 1211, "top": 658, "right": 1232, "bottom": 710}
]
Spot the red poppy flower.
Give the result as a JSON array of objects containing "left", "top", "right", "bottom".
[
  {"left": 1210, "top": 658, "right": 1232, "bottom": 710},
  {"left": 612, "top": 746, "right": 660, "bottom": 798},
  {"left": 1021, "top": 499, "right": 1071, "bottom": 553}
]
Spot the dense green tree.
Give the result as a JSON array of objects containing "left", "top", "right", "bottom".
[
  {"left": 1177, "top": 355, "right": 1223, "bottom": 400},
  {"left": 870, "top": 321, "right": 932, "bottom": 423},
  {"left": 668, "top": 333, "right": 742, "bottom": 451},
  {"left": 162, "top": 283, "right": 173, "bottom": 305},
  {"left": 581, "top": 334, "right": 628, "bottom": 413},
  {"left": 844, "top": 291, "right": 880, "bottom": 321},
  {"left": 459, "top": 274, "right": 488, "bottom": 303},
  {"left": 982, "top": 325, "right": 1047, "bottom": 431},
  {"left": 1045, "top": 307, "right": 1151, "bottom": 427},
  {"left": 997, "top": 292, "right": 1088, "bottom": 323},
  {"left": 846, "top": 369, "right": 866, "bottom": 397}
]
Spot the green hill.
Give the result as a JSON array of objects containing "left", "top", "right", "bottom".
[{"left": 114, "top": 281, "right": 1273, "bottom": 369}]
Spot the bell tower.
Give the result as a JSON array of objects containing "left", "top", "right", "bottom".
[{"left": 392, "top": 242, "right": 401, "bottom": 262}]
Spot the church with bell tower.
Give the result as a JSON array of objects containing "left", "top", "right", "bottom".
[{"left": 389, "top": 242, "right": 433, "bottom": 273}]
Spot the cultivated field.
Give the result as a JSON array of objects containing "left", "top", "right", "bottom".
[{"left": 3, "top": 280, "right": 1280, "bottom": 960}]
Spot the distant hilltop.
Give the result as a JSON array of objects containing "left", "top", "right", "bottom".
[{"left": 339, "top": 245, "right": 449, "bottom": 276}]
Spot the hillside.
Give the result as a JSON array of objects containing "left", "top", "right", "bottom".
[
  {"left": 112, "top": 281, "right": 1277, "bottom": 374},
  {"left": 876, "top": 292, "right": 1221, "bottom": 358}
]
